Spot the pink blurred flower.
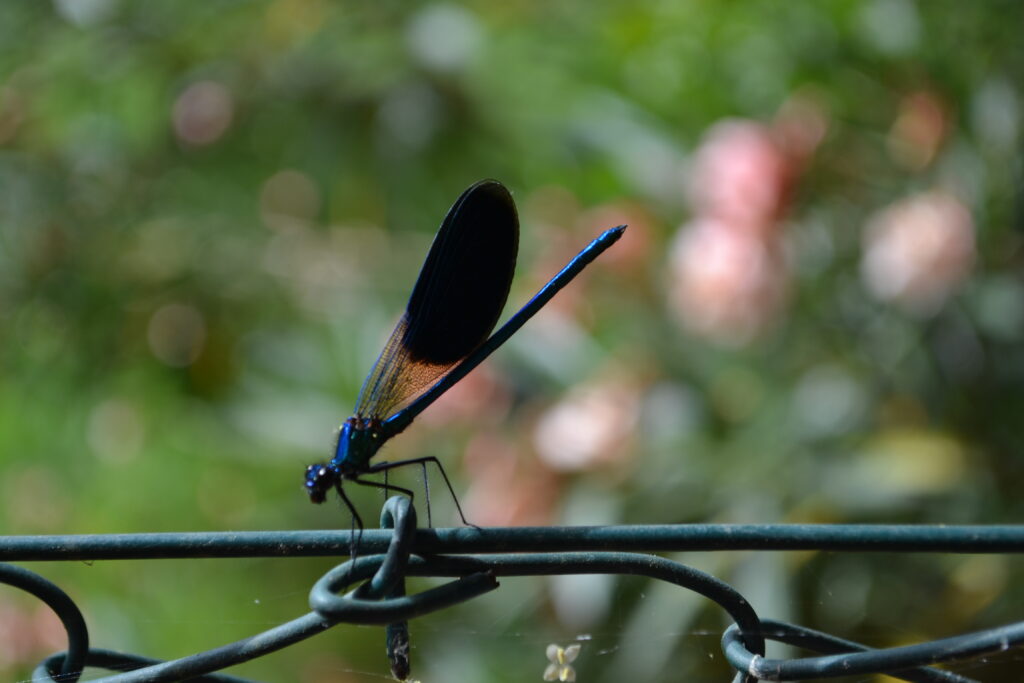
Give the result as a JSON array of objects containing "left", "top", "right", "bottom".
[
  {"left": 576, "top": 201, "right": 656, "bottom": 275},
  {"left": 528, "top": 235, "right": 592, "bottom": 318},
  {"left": 0, "top": 85, "right": 25, "bottom": 144},
  {"left": 32, "top": 603, "right": 66, "bottom": 652},
  {"left": 532, "top": 374, "right": 639, "bottom": 472},
  {"left": 672, "top": 102, "right": 825, "bottom": 345},
  {"left": 524, "top": 185, "right": 582, "bottom": 229},
  {"left": 420, "top": 362, "right": 511, "bottom": 428},
  {"left": 668, "top": 217, "right": 787, "bottom": 344},
  {"left": 147, "top": 303, "right": 206, "bottom": 367},
  {"left": 688, "top": 120, "right": 790, "bottom": 236},
  {"left": 172, "top": 81, "right": 234, "bottom": 146},
  {"left": 0, "top": 598, "right": 65, "bottom": 670},
  {"left": 4, "top": 467, "right": 69, "bottom": 532},
  {"left": 259, "top": 169, "right": 322, "bottom": 231},
  {"left": 463, "top": 432, "right": 560, "bottom": 526},
  {"left": 773, "top": 93, "right": 829, "bottom": 166},
  {"left": 888, "top": 91, "right": 948, "bottom": 170},
  {"left": 525, "top": 199, "right": 646, "bottom": 321},
  {"left": 861, "top": 191, "right": 975, "bottom": 315}
]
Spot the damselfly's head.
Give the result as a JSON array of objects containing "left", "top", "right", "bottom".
[
  {"left": 305, "top": 417, "right": 384, "bottom": 504},
  {"left": 304, "top": 463, "right": 338, "bottom": 504}
]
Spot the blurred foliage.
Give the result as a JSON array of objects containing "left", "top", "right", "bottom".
[{"left": 1, "top": 0, "right": 1024, "bottom": 681}]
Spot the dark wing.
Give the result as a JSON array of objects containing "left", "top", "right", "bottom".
[{"left": 354, "top": 180, "right": 519, "bottom": 419}]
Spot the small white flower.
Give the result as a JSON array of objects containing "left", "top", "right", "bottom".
[{"left": 543, "top": 643, "right": 582, "bottom": 682}]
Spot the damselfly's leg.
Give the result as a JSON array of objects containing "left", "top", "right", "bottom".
[
  {"left": 359, "top": 465, "right": 433, "bottom": 526},
  {"left": 350, "top": 476, "right": 417, "bottom": 503},
  {"left": 366, "top": 456, "right": 477, "bottom": 529},
  {"left": 334, "top": 481, "right": 363, "bottom": 561},
  {"left": 341, "top": 477, "right": 418, "bottom": 557},
  {"left": 351, "top": 475, "right": 419, "bottom": 528},
  {"left": 420, "top": 461, "right": 431, "bottom": 526}
]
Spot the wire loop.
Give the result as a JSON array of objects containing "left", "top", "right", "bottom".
[{"left": 308, "top": 497, "right": 499, "bottom": 623}]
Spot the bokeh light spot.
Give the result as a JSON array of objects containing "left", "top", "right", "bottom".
[
  {"left": 172, "top": 81, "right": 234, "bottom": 146},
  {"left": 534, "top": 379, "right": 639, "bottom": 472},
  {"left": 792, "top": 366, "right": 867, "bottom": 438},
  {"left": 147, "top": 303, "right": 207, "bottom": 367},
  {"left": 259, "top": 169, "right": 321, "bottom": 231},
  {"left": 857, "top": 0, "right": 921, "bottom": 56},
  {"left": 861, "top": 191, "right": 975, "bottom": 315},
  {"left": 87, "top": 398, "right": 145, "bottom": 464},
  {"left": 405, "top": 4, "right": 482, "bottom": 73}
]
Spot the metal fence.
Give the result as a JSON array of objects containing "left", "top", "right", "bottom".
[{"left": 2, "top": 496, "right": 1023, "bottom": 682}]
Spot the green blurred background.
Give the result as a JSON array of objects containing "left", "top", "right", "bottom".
[{"left": 2, "top": 1, "right": 1023, "bottom": 681}]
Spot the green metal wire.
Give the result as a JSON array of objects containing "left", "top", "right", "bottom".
[
  {"left": 3, "top": 523, "right": 1022, "bottom": 561},
  {"left": 2, "top": 497, "right": 1022, "bottom": 683}
]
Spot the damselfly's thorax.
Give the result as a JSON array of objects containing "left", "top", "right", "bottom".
[
  {"left": 304, "top": 416, "right": 389, "bottom": 504},
  {"left": 333, "top": 416, "right": 386, "bottom": 474}
]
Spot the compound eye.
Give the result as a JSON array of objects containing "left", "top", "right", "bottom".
[
  {"left": 306, "top": 463, "right": 329, "bottom": 478},
  {"left": 304, "top": 464, "right": 334, "bottom": 504}
]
